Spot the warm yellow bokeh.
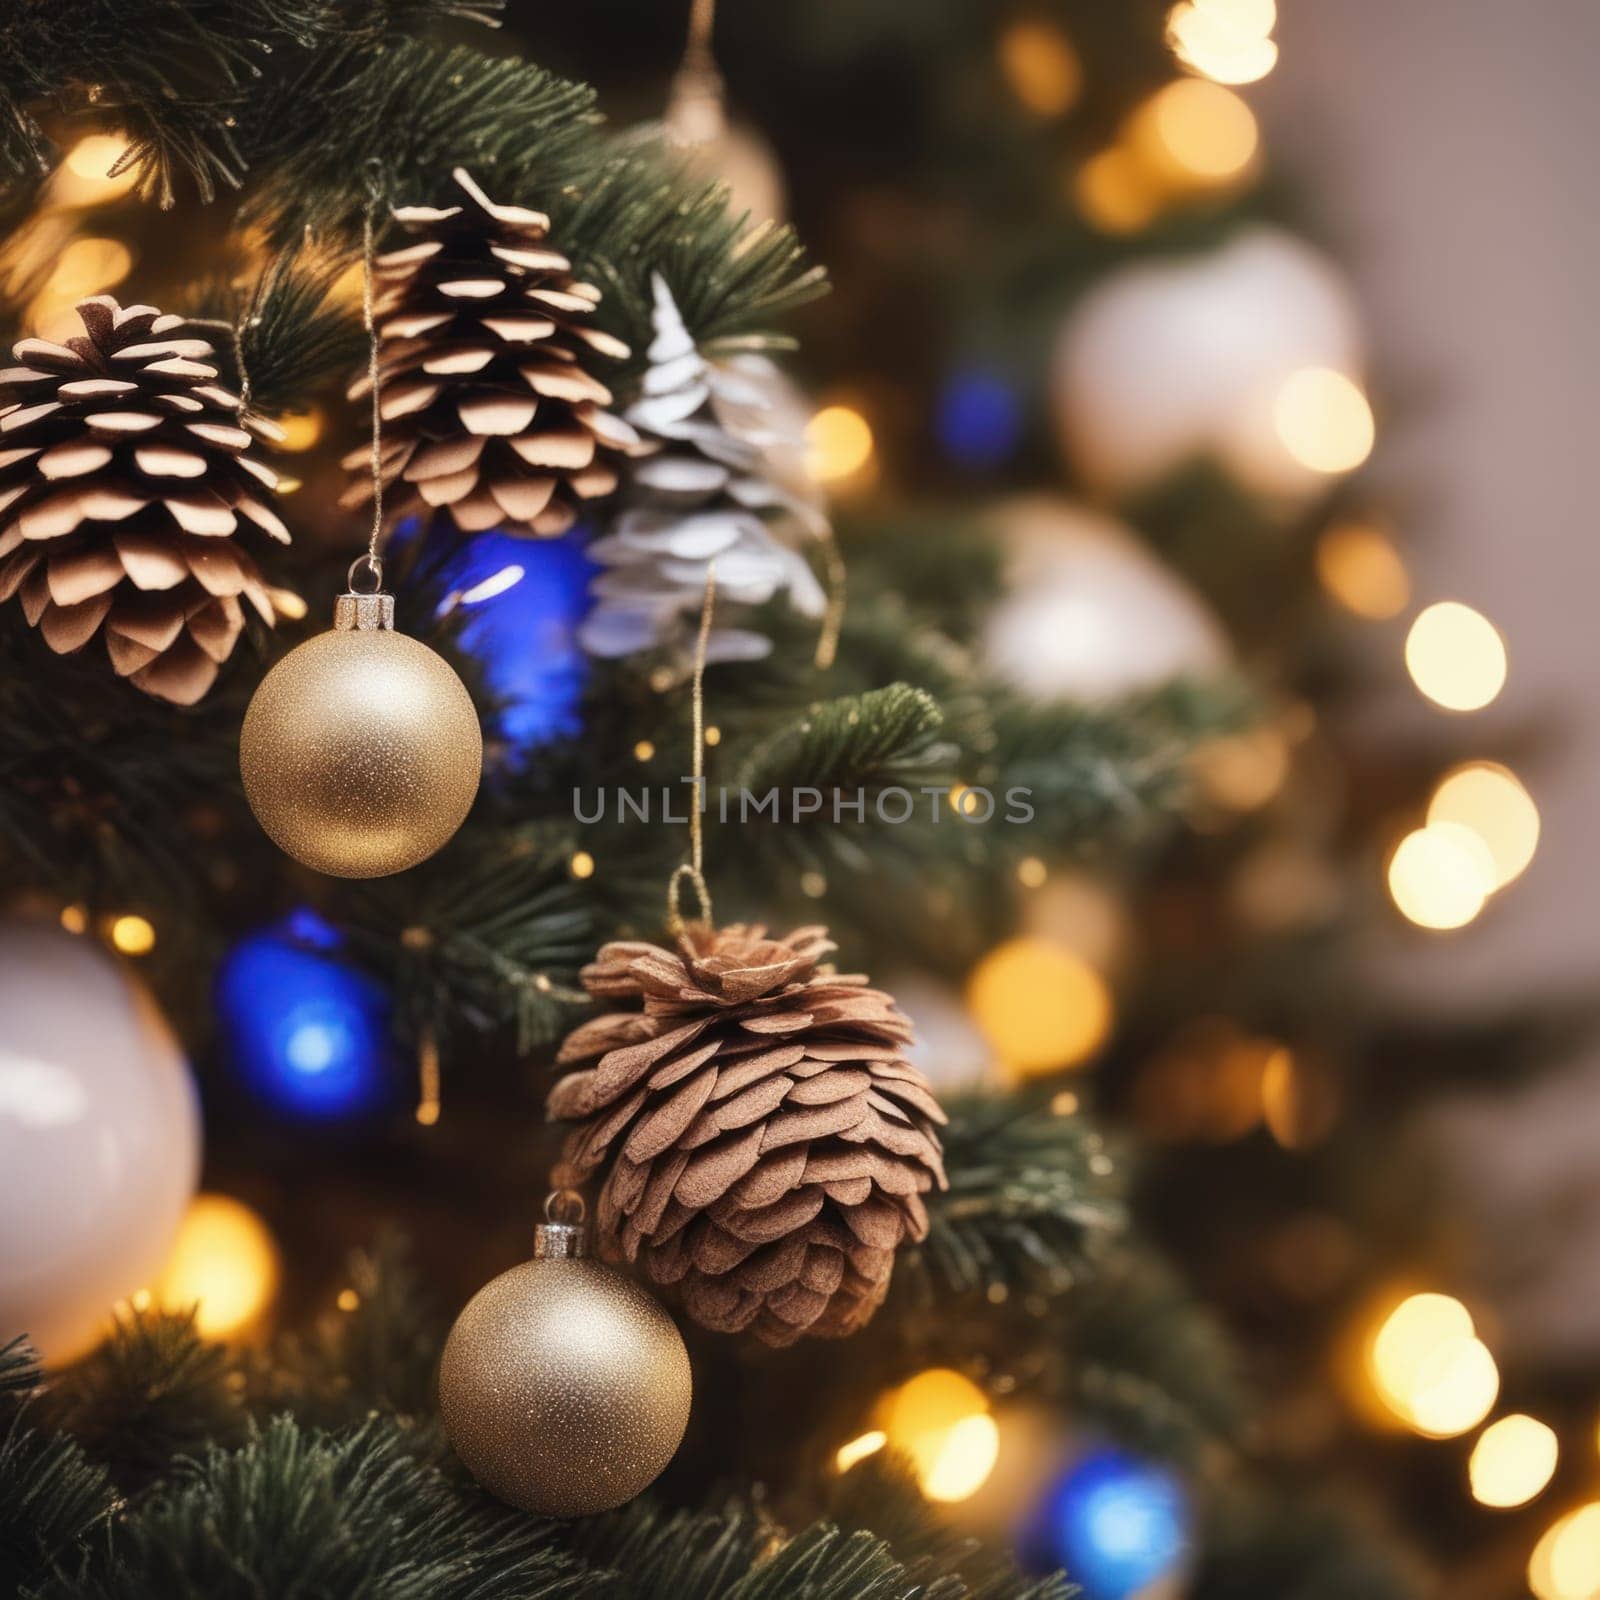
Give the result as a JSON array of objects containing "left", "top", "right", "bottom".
[
  {"left": 1129, "top": 79, "right": 1260, "bottom": 190},
  {"left": 277, "top": 408, "right": 324, "bottom": 452},
  {"left": 806, "top": 404, "right": 875, "bottom": 482},
  {"left": 49, "top": 236, "right": 133, "bottom": 298},
  {"left": 1427, "top": 763, "right": 1538, "bottom": 890},
  {"left": 879, "top": 1368, "right": 999, "bottom": 1504},
  {"left": 835, "top": 1430, "right": 888, "bottom": 1474},
  {"left": 51, "top": 135, "right": 139, "bottom": 206},
  {"left": 1387, "top": 825, "right": 1493, "bottom": 931},
  {"left": 1470, "top": 1415, "right": 1559, "bottom": 1509},
  {"left": 998, "top": 20, "right": 1083, "bottom": 117},
  {"left": 1273, "top": 367, "right": 1375, "bottom": 474},
  {"left": 1167, "top": 0, "right": 1278, "bottom": 84},
  {"left": 569, "top": 850, "right": 596, "bottom": 880},
  {"left": 109, "top": 914, "right": 156, "bottom": 956},
  {"left": 1405, "top": 602, "right": 1507, "bottom": 712},
  {"left": 1366, "top": 1291, "right": 1500, "bottom": 1439},
  {"left": 1316, "top": 523, "right": 1410, "bottom": 620},
  {"left": 1074, "top": 147, "right": 1164, "bottom": 234},
  {"left": 152, "top": 1194, "right": 281, "bottom": 1340},
  {"left": 966, "top": 938, "right": 1113, "bottom": 1076},
  {"left": 1192, "top": 727, "right": 1290, "bottom": 811},
  {"left": 1530, "top": 1503, "right": 1600, "bottom": 1600}
]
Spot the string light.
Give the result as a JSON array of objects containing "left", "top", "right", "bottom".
[
  {"left": 1405, "top": 602, "right": 1507, "bottom": 711},
  {"left": 109, "top": 914, "right": 156, "bottom": 956},
  {"left": 569, "top": 851, "right": 596, "bottom": 880},
  {"left": 1365, "top": 1293, "right": 1499, "bottom": 1438},
  {"left": 806, "top": 404, "right": 875, "bottom": 483},
  {"left": 152, "top": 1194, "right": 280, "bottom": 1340},
  {"left": 1128, "top": 79, "right": 1260, "bottom": 191},
  {"left": 634, "top": 740, "right": 656, "bottom": 762},
  {"left": 1167, "top": 0, "right": 1279, "bottom": 85},
  {"left": 997, "top": 19, "right": 1083, "bottom": 117},
  {"left": 966, "top": 937, "right": 1112, "bottom": 1077},
  {"left": 1272, "top": 367, "right": 1375, "bottom": 474},
  {"left": 1387, "top": 825, "right": 1493, "bottom": 931},
  {"left": 1017, "top": 856, "right": 1048, "bottom": 888},
  {"left": 1470, "top": 1415, "right": 1559, "bottom": 1509},
  {"left": 1427, "top": 763, "right": 1539, "bottom": 890},
  {"left": 336, "top": 1288, "right": 361, "bottom": 1312},
  {"left": 1316, "top": 522, "right": 1410, "bottom": 619},
  {"left": 58, "top": 904, "right": 88, "bottom": 935},
  {"left": 1530, "top": 1504, "right": 1600, "bottom": 1600},
  {"left": 878, "top": 1368, "right": 999, "bottom": 1504}
]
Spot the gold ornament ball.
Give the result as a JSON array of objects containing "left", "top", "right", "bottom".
[
  {"left": 240, "top": 603, "right": 482, "bottom": 878},
  {"left": 439, "top": 1249, "right": 692, "bottom": 1517}
]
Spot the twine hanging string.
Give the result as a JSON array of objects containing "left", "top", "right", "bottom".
[
  {"left": 684, "top": 0, "right": 717, "bottom": 69},
  {"left": 813, "top": 530, "right": 847, "bottom": 670},
  {"left": 349, "top": 190, "right": 388, "bottom": 595},
  {"left": 666, "top": 565, "right": 718, "bottom": 941}
]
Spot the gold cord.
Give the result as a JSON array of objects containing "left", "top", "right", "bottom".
[
  {"left": 813, "top": 529, "right": 847, "bottom": 670},
  {"left": 666, "top": 565, "right": 717, "bottom": 939},
  {"left": 359, "top": 198, "right": 385, "bottom": 588},
  {"left": 685, "top": 0, "right": 717, "bottom": 65}
]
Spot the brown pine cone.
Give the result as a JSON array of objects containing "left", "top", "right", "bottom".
[
  {"left": 343, "top": 167, "right": 642, "bottom": 538},
  {"left": 0, "top": 296, "right": 288, "bottom": 704},
  {"left": 548, "top": 923, "right": 948, "bottom": 1346}
]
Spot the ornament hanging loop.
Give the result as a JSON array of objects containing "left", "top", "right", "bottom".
[
  {"left": 665, "top": 566, "right": 717, "bottom": 942},
  {"left": 535, "top": 1188, "right": 588, "bottom": 1259},
  {"left": 347, "top": 553, "right": 385, "bottom": 594}
]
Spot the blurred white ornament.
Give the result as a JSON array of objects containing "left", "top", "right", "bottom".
[
  {"left": 662, "top": 63, "right": 786, "bottom": 223},
  {"left": 1054, "top": 227, "right": 1364, "bottom": 499},
  {"left": 892, "top": 975, "right": 996, "bottom": 1092},
  {"left": 982, "top": 498, "right": 1227, "bottom": 700},
  {"left": 0, "top": 920, "right": 200, "bottom": 1362}
]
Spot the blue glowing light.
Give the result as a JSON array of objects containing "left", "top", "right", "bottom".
[
  {"left": 395, "top": 518, "right": 595, "bottom": 756},
  {"left": 1019, "top": 1448, "right": 1191, "bottom": 1599},
  {"left": 935, "top": 369, "right": 1024, "bottom": 469},
  {"left": 215, "top": 910, "right": 395, "bottom": 1120}
]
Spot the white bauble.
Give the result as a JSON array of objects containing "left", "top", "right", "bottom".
[
  {"left": 1054, "top": 227, "right": 1363, "bottom": 499},
  {"left": 892, "top": 974, "right": 996, "bottom": 1092},
  {"left": 982, "top": 498, "right": 1227, "bottom": 700},
  {"left": 0, "top": 921, "right": 200, "bottom": 1362}
]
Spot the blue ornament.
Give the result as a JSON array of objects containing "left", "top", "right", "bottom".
[
  {"left": 935, "top": 369, "right": 1023, "bottom": 469},
  {"left": 215, "top": 910, "right": 395, "bottom": 1120},
  {"left": 1019, "top": 1448, "right": 1191, "bottom": 1600},
  {"left": 396, "top": 518, "right": 595, "bottom": 757}
]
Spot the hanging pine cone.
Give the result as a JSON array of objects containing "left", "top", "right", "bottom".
[
  {"left": 580, "top": 273, "right": 826, "bottom": 668},
  {"left": 343, "top": 167, "right": 642, "bottom": 538},
  {"left": 547, "top": 923, "right": 947, "bottom": 1346},
  {"left": 0, "top": 295, "right": 288, "bottom": 705}
]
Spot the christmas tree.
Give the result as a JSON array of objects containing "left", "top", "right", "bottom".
[{"left": 0, "top": 3, "right": 1565, "bottom": 1597}]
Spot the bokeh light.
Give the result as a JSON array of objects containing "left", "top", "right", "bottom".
[
  {"left": 1167, "top": 0, "right": 1278, "bottom": 85},
  {"left": 109, "top": 913, "right": 156, "bottom": 956},
  {"left": 276, "top": 408, "right": 324, "bottom": 452},
  {"left": 216, "top": 909, "right": 395, "bottom": 1120},
  {"left": 1192, "top": 726, "right": 1290, "bottom": 811},
  {"left": 998, "top": 19, "right": 1083, "bottom": 117},
  {"left": 1387, "top": 825, "right": 1493, "bottom": 931},
  {"left": 936, "top": 369, "right": 1024, "bottom": 468},
  {"left": 835, "top": 1430, "right": 888, "bottom": 1474},
  {"left": 1129, "top": 79, "right": 1260, "bottom": 190},
  {"left": 1316, "top": 522, "right": 1410, "bottom": 619},
  {"left": 1427, "top": 763, "right": 1538, "bottom": 889},
  {"left": 1530, "top": 1504, "right": 1600, "bottom": 1600},
  {"left": 1020, "top": 1448, "right": 1191, "bottom": 1598},
  {"left": 966, "top": 938, "right": 1113, "bottom": 1077},
  {"left": 1272, "top": 367, "right": 1375, "bottom": 474},
  {"left": 49, "top": 236, "right": 133, "bottom": 298},
  {"left": 152, "top": 1194, "right": 281, "bottom": 1340},
  {"left": 1470, "top": 1415, "right": 1559, "bottom": 1509},
  {"left": 1074, "top": 147, "right": 1163, "bottom": 234},
  {"left": 879, "top": 1368, "right": 999, "bottom": 1503},
  {"left": 1366, "top": 1293, "right": 1500, "bottom": 1438},
  {"left": 1405, "top": 602, "right": 1507, "bottom": 711},
  {"left": 50, "top": 135, "right": 139, "bottom": 206},
  {"left": 807, "top": 404, "right": 875, "bottom": 482}
]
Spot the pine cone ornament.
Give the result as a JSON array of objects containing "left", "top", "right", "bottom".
[
  {"left": 580, "top": 274, "right": 827, "bottom": 667},
  {"left": 548, "top": 924, "right": 947, "bottom": 1346},
  {"left": 0, "top": 295, "right": 288, "bottom": 705},
  {"left": 344, "top": 167, "right": 642, "bottom": 538}
]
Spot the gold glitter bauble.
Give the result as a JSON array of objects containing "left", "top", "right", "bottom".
[
  {"left": 439, "top": 1222, "right": 692, "bottom": 1518},
  {"left": 239, "top": 593, "right": 482, "bottom": 878}
]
